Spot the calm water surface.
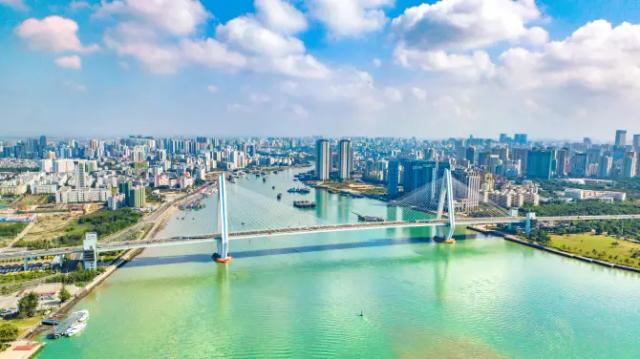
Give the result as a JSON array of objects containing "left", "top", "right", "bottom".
[{"left": 37, "top": 169, "right": 640, "bottom": 358}]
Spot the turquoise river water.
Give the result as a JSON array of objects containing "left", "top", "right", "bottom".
[{"left": 37, "top": 168, "right": 640, "bottom": 358}]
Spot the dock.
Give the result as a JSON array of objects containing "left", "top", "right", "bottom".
[{"left": 47, "top": 311, "right": 84, "bottom": 339}]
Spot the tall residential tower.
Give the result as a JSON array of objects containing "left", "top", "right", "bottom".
[
  {"left": 315, "top": 139, "right": 330, "bottom": 181},
  {"left": 338, "top": 139, "right": 352, "bottom": 181}
]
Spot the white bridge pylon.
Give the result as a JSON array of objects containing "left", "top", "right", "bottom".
[
  {"left": 214, "top": 173, "right": 231, "bottom": 263},
  {"left": 435, "top": 168, "right": 456, "bottom": 243}
]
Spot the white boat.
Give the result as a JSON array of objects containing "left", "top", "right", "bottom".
[{"left": 64, "top": 321, "right": 87, "bottom": 336}]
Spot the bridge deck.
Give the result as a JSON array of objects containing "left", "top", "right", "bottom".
[{"left": 2, "top": 214, "right": 640, "bottom": 260}]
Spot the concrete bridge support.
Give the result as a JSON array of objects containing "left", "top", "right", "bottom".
[
  {"left": 214, "top": 174, "right": 232, "bottom": 264},
  {"left": 436, "top": 169, "right": 456, "bottom": 243},
  {"left": 525, "top": 212, "right": 536, "bottom": 236},
  {"left": 83, "top": 232, "right": 98, "bottom": 270}
]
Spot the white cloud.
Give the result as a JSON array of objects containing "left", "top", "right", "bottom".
[
  {"left": 181, "top": 38, "right": 247, "bottom": 69},
  {"left": 255, "top": 0, "right": 307, "bottom": 34},
  {"left": 0, "top": 0, "right": 27, "bottom": 11},
  {"left": 372, "top": 58, "right": 382, "bottom": 67},
  {"left": 216, "top": 15, "right": 329, "bottom": 79},
  {"left": 395, "top": 46, "right": 495, "bottom": 79},
  {"left": 217, "top": 17, "right": 305, "bottom": 57},
  {"left": 207, "top": 85, "right": 219, "bottom": 93},
  {"left": 524, "top": 26, "right": 549, "bottom": 46},
  {"left": 69, "top": 1, "right": 91, "bottom": 11},
  {"left": 16, "top": 16, "right": 98, "bottom": 53},
  {"left": 55, "top": 55, "right": 82, "bottom": 69},
  {"left": 391, "top": 0, "right": 542, "bottom": 51},
  {"left": 259, "top": 54, "right": 330, "bottom": 79},
  {"left": 384, "top": 87, "right": 403, "bottom": 102},
  {"left": 95, "top": 0, "right": 209, "bottom": 36},
  {"left": 499, "top": 20, "right": 640, "bottom": 92},
  {"left": 411, "top": 86, "right": 427, "bottom": 100},
  {"left": 104, "top": 23, "right": 182, "bottom": 74},
  {"left": 94, "top": 0, "right": 328, "bottom": 78},
  {"left": 308, "top": 0, "right": 394, "bottom": 38}
]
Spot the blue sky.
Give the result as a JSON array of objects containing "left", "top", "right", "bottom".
[{"left": 1, "top": 0, "right": 640, "bottom": 140}]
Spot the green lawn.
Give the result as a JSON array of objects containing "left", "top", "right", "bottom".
[
  {"left": 0, "top": 222, "right": 28, "bottom": 241},
  {"left": 14, "top": 208, "right": 143, "bottom": 249},
  {"left": 6, "top": 315, "right": 43, "bottom": 338},
  {"left": 0, "top": 271, "right": 53, "bottom": 285},
  {"left": 548, "top": 233, "right": 640, "bottom": 268},
  {"left": 12, "top": 194, "right": 51, "bottom": 209}
]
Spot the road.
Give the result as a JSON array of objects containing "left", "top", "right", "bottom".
[{"left": 3, "top": 213, "right": 640, "bottom": 260}]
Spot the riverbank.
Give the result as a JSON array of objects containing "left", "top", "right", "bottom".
[
  {"left": 23, "top": 247, "right": 144, "bottom": 341},
  {"left": 469, "top": 226, "right": 640, "bottom": 274},
  {"left": 3, "top": 189, "right": 194, "bottom": 350}
]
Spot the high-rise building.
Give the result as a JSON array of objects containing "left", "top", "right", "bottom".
[
  {"left": 556, "top": 148, "right": 569, "bottom": 177},
  {"left": 512, "top": 148, "right": 529, "bottom": 174},
  {"left": 453, "top": 169, "right": 481, "bottom": 211},
  {"left": 598, "top": 155, "right": 613, "bottom": 178},
  {"left": 526, "top": 149, "right": 554, "bottom": 179},
  {"left": 387, "top": 159, "right": 400, "bottom": 198},
  {"left": 466, "top": 146, "right": 477, "bottom": 166},
  {"left": 75, "top": 163, "right": 88, "bottom": 189},
  {"left": 622, "top": 152, "right": 637, "bottom": 178},
  {"left": 402, "top": 160, "right": 436, "bottom": 196},
  {"left": 633, "top": 134, "right": 640, "bottom": 150},
  {"left": 514, "top": 133, "right": 528, "bottom": 145},
  {"left": 499, "top": 133, "right": 511, "bottom": 144},
  {"left": 338, "top": 139, "right": 352, "bottom": 181},
  {"left": 315, "top": 139, "right": 330, "bottom": 181},
  {"left": 128, "top": 186, "right": 146, "bottom": 208},
  {"left": 118, "top": 180, "right": 132, "bottom": 198},
  {"left": 570, "top": 153, "right": 588, "bottom": 177},
  {"left": 615, "top": 130, "right": 627, "bottom": 147}
]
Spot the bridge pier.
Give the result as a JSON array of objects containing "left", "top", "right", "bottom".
[
  {"left": 23, "top": 256, "right": 29, "bottom": 272},
  {"left": 436, "top": 169, "right": 456, "bottom": 244},
  {"left": 525, "top": 212, "right": 536, "bottom": 236},
  {"left": 83, "top": 232, "right": 98, "bottom": 271},
  {"left": 213, "top": 174, "right": 232, "bottom": 264}
]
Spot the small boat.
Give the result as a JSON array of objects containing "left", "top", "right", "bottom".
[
  {"left": 64, "top": 321, "right": 87, "bottom": 336},
  {"left": 293, "top": 200, "right": 316, "bottom": 209},
  {"left": 276, "top": 193, "right": 282, "bottom": 200},
  {"left": 262, "top": 178, "right": 267, "bottom": 183},
  {"left": 272, "top": 186, "right": 276, "bottom": 190}
]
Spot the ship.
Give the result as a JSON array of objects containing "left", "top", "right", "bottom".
[
  {"left": 353, "top": 212, "right": 384, "bottom": 222},
  {"left": 47, "top": 310, "right": 89, "bottom": 339},
  {"left": 287, "top": 187, "right": 311, "bottom": 194},
  {"left": 293, "top": 200, "right": 316, "bottom": 209}
]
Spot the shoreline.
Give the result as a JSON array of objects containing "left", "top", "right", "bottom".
[
  {"left": 18, "top": 181, "right": 211, "bottom": 346},
  {"left": 468, "top": 226, "right": 640, "bottom": 274},
  {"left": 24, "top": 247, "right": 144, "bottom": 341}
]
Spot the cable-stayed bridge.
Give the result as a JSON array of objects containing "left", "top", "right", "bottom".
[{"left": 4, "top": 170, "right": 640, "bottom": 267}]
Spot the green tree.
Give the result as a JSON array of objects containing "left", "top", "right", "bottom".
[
  {"left": 0, "top": 323, "right": 18, "bottom": 343},
  {"left": 18, "top": 292, "right": 39, "bottom": 318},
  {"left": 59, "top": 286, "right": 71, "bottom": 303}
]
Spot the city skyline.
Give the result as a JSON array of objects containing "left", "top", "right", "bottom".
[{"left": 2, "top": 0, "right": 640, "bottom": 138}]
